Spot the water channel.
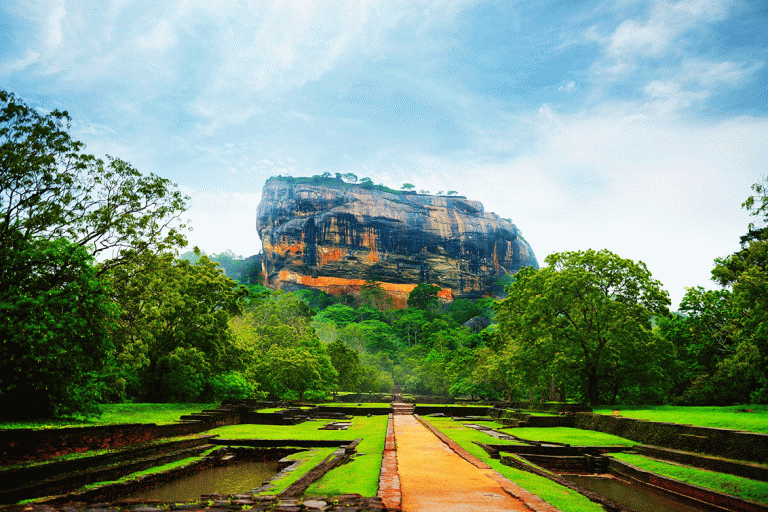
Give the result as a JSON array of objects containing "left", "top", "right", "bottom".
[
  {"left": 563, "top": 474, "right": 713, "bottom": 512},
  {"left": 126, "top": 461, "right": 280, "bottom": 501}
]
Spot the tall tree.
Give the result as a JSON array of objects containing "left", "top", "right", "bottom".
[
  {"left": 407, "top": 283, "right": 441, "bottom": 312},
  {"left": 0, "top": 91, "right": 188, "bottom": 272},
  {"left": 496, "top": 249, "right": 671, "bottom": 405},
  {"left": 709, "top": 177, "right": 768, "bottom": 403},
  {"left": 0, "top": 234, "right": 115, "bottom": 418}
]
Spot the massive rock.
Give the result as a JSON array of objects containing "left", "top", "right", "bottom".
[{"left": 256, "top": 177, "right": 538, "bottom": 307}]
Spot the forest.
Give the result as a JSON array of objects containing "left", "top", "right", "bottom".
[{"left": 2, "top": 89, "right": 767, "bottom": 420}]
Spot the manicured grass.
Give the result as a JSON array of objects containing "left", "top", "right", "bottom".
[
  {"left": 612, "top": 453, "right": 768, "bottom": 504},
  {"left": 511, "top": 427, "right": 634, "bottom": 446},
  {"left": 592, "top": 405, "right": 768, "bottom": 433},
  {"left": 423, "top": 417, "right": 604, "bottom": 512},
  {"left": 306, "top": 416, "right": 388, "bottom": 497},
  {"left": 257, "top": 448, "right": 336, "bottom": 496},
  {"left": 210, "top": 416, "right": 389, "bottom": 497},
  {"left": 0, "top": 403, "right": 218, "bottom": 430}
]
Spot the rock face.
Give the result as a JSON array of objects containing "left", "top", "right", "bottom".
[{"left": 256, "top": 177, "right": 538, "bottom": 307}]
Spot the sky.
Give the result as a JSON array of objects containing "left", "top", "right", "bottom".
[{"left": 1, "top": 0, "right": 767, "bottom": 309}]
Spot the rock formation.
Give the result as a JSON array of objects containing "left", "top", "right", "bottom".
[{"left": 255, "top": 176, "right": 538, "bottom": 307}]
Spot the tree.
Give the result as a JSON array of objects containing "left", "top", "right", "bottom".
[
  {"left": 407, "top": 283, "right": 441, "bottom": 311},
  {"left": 361, "top": 278, "right": 392, "bottom": 310},
  {"left": 709, "top": 177, "right": 768, "bottom": 403},
  {"left": 401, "top": 183, "right": 415, "bottom": 191},
  {"left": 447, "top": 190, "right": 458, "bottom": 196},
  {"left": 230, "top": 291, "right": 337, "bottom": 400},
  {"left": 360, "top": 177, "right": 374, "bottom": 188},
  {"left": 0, "top": 90, "right": 188, "bottom": 273},
  {"left": 108, "top": 251, "right": 248, "bottom": 401},
  {"left": 0, "top": 234, "right": 115, "bottom": 418},
  {"left": 0, "top": 90, "right": 188, "bottom": 416},
  {"left": 327, "top": 339, "right": 363, "bottom": 395},
  {"left": 495, "top": 249, "right": 671, "bottom": 405}
]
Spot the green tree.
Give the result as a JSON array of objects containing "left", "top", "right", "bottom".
[
  {"left": 496, "top": 249, "right": 671, "bottom": 405},
  {"left": 407, "top": 282, "right": 441, "bottom": 311},
  {"left": 327, "top": 339, "right": 363, "bottom": 395},
  {"left": 108, "top": 252, "right": 247, "bottom": 401},
  {"left": 0, "top": 234, "right": 115, "bottom": 418},
  {"left": 709, "top": 177, "right": 768, "bottom": 403},
  {"left": 0, "top": 90, "right": 188, "bottom": 272},
  {"left": 361, "top": 278, "right": 392, "bottom": 311},
  {"left": 261, "top": 345, "right": 337, "bottom": 401},
  {"left": 231, "top": 291, "right": 336, "bottom": 400},
  {"left": 401, "top": 183, "right": 415, "bottom": 191}
]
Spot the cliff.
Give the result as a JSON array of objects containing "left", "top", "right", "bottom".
[{"left": 255, "top": 177, "right": 538, "bottom": 307}]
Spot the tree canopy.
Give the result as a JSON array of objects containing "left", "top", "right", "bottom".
[
  {"left": 496, "top": 249, "right": 671, "bottom": 405},
  {"left": 0, "top": 91, "right": 188, "bottom": 272}
]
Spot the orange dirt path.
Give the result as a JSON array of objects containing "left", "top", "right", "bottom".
[{"left": 394, "top": 415, "right": 530, "bottom": 512}]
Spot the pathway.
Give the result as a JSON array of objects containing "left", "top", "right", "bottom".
[{"left": 390, "top": 414, "right": 537, "bottom": 512}]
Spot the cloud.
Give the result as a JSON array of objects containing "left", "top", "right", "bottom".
[
  {"left": 183, "top": 188, "right": 262, "bottom": 257},
  {"left": 607, "top": 0, "right": 732, "bottom": 60},
  {"left": 0, "top": 49, "right": 41, "bottom": 74}
]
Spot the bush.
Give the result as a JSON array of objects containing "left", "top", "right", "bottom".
[{"left": 210, "top": 371, "right": 257, "bottom": 400}]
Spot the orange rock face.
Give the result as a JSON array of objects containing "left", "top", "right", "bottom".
[{"left": 256, "top": 177, "right": 538, "bottom": 306}]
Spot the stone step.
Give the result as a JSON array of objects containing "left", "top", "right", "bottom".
[
  {"left": 391, "top": 402, "right": 415, "bottom": 415},
  {"left": 0, "top": 442, "right": 217, "bottom": 504}
]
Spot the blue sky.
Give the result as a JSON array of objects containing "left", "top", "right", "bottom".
[{"left": 2, "top": 0, "right": 767, "bottom": 308}]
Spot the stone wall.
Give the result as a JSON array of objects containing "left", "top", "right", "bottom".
[
  {"left": 0, "top": 410, "right": 240, "bottom": 465},
  {"left": 414, "top": 405, "right": 491, "bottom": 416},
  {"left": 574, "top": 413, "right": 768, "bottom": 463}
]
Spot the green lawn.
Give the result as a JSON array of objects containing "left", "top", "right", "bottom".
[
  {"left": 422, "top": 416, "right": 604, "bottom": 512},
  {"left": 0, "top": 403, "right": 218, "bottom": 430},
  {"left": 210, "top": 416, "right": 389, "bottom": 498},
  {"left": 592, "top": 405, "right": 768, "bottom": 433},
  {"left": 612, "top": 453, "right": 768, "bottom": 504},
  {"left": 510, "top": 427, "right": 635, "bottom": 446},
  {"left": 259, "top": 448, "right": 336, "bottom": 496}
]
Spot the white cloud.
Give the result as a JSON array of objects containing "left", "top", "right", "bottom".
[
  {"left": 183, "top": 189, "right": 262, "bottom": 257},
  {"left": 43, "top": 0, "right": 66, "bottom": 51},
  {"left": 608, "top": 0, "right": 732, "bottom": 60},
  {"left": 379, "top": 104, "right": 766, "bottom": 308},
  {"left": 0, "top": 49, "right": 41, "bottom": 74}
]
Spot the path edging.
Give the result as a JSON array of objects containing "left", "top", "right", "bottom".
[{"left": 414, "top": 414, "right": 562, "bottom": 512}]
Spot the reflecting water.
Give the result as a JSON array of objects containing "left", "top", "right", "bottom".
[
  {"left": 563, "top": 474, "right": 710, "bottom": 512},
  {"left": 127, "top": 461, "right": 280, "bottom": 501}
]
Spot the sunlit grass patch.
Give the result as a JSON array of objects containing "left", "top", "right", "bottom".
[
  {"left": 592, "top": 405, "right": 768, "bottom": 433},
  {"left": 257, "top": 448, "right": 336, "bottom": 496},
  {"left": 0, "top": 403, "right": 219, "bottom": 430},
  {"left": 612, "top": 453, "right": 768, "bottom": 504},
  {"left": 512, "top": 427, "right": 634, "bottom": 446}
]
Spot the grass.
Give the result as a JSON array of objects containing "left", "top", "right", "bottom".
[
  {"left": 510, "top": 427, "right": 635, "bottom": 446},
  {"left": 305, "top": 416, "right": 388, "bottom": 497},
  {"left": 422, "top": 417, "right": 604, "bottom": 512},
  {"left": 0, "top": 403, "right": 218, "bottom": 430},
  {"left": 209, "top": 416, "right": 388, "bottom": 497},
  {"left": 257, "top": 448, "right": 336, "bottom": 496},
  {"left": 612, "top": 453, "right": 768, "bottom": 504},
  {"left": 0, "top": 434, "right": 207, "bottom": 471},
  {"left": 592, "top": 405, "right": 768, "bottom": 433}
]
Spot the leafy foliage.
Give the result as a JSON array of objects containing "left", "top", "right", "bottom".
[
  {"left": 0, "top": 90, "right": 188, "bottom": 272},
  {"left": 0, "top": 234, "right": 115, "bottom": 418},
  {"left": 496, "top": 249, "right": 671, "bottom": 405}
]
